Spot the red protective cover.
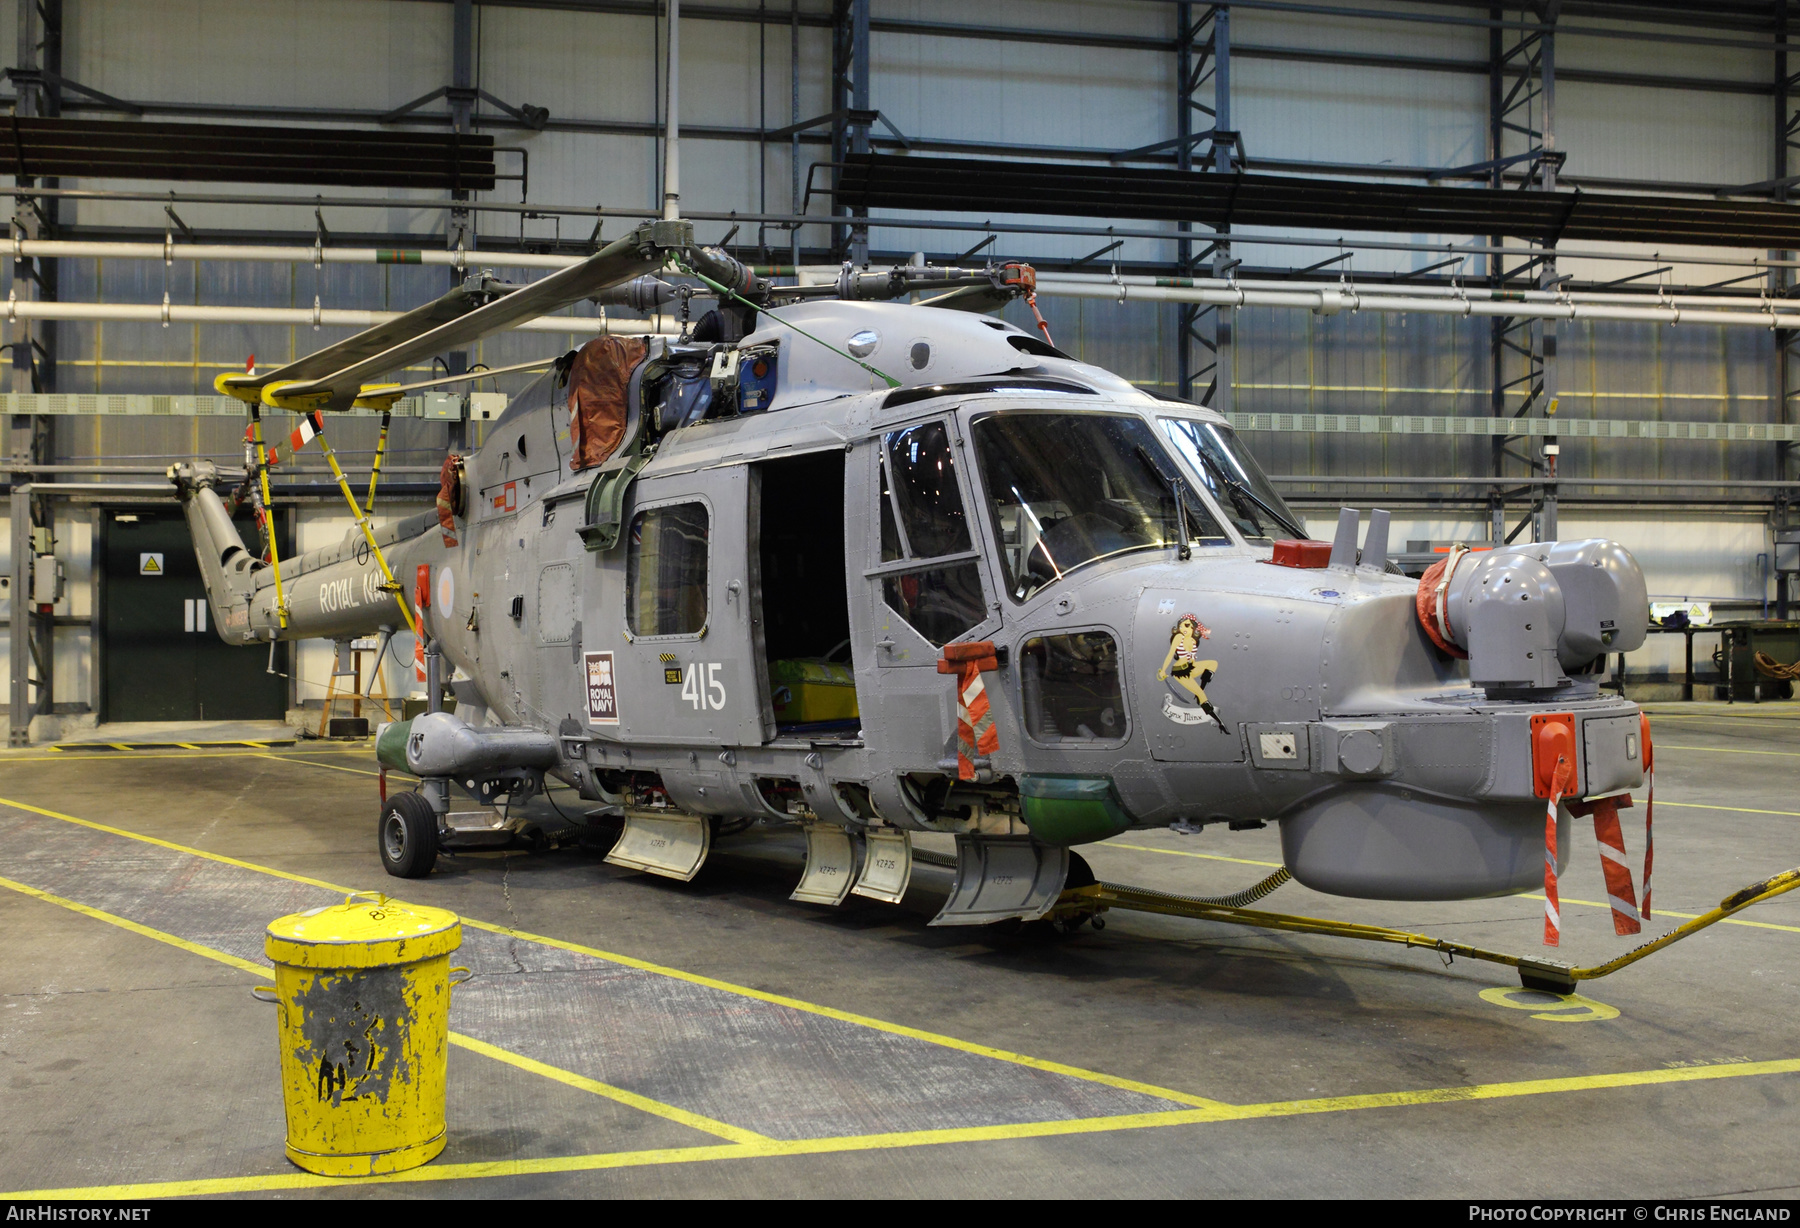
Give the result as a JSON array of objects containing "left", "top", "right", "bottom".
[
  {"left": 938, "top": 640, "right": 1000, "bottom": 674},
  {"left": 415, "top": 564, "right": 431, "bottom": 611},
  {"left": 567, "top": 335, "right": 648, "bottom": 471},
  {"left": 1415, "top": 556, "right": 1469, "bottom": 659},
  {"left": 1270, "top": 539, "right": 1332, "bottom": 568},
  {"left": 1530, "top": 713, "right": 1578, "bottom": 799}
]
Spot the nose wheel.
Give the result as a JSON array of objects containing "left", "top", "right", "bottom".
[{"left": 379, "top": 792, "right": 440, "bottom": 878}]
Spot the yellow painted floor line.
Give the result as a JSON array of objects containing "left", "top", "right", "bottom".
[
  {"left": 446, "top": 1034, "right": 768, "bottom": 1145},
  {"left": 0, "top": 746, "right": 371, "bottom": 764},
  {"left": 0, "top": 794, "right": 1226, "bottom": 1113},
  {"left": 459, "top": 914, "right": 1231, "bottom": 1111},
  {"left": 1658, "top": 743, "right": 1800, "bottom": 757},
  {"left": 10, "top": 1058, "right": 1800, "bottom": 1200},
  {"left": 0, "top": 873, "right": 270, "bottom": 977},
  {"left": 255, "top": 752, "right": 385, "bottom": 778},
  {"left": 1655, "top": 800, "right": 1800, "bottom": 818},
  {"left": 0, "top": 871, "right": 757, "bottom": 1145},
  {"left": 0, "top": 795, "right": 353, "bottom": 894},
  {"left": 1519, "top": 892, "right": 1800, "bottom": 934},
  {"left": 1100, "top": 842, "right": 1284, "bottom": 869}
]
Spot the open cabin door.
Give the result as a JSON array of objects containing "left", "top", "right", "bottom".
[{"left": 751, "top": 449, "right": 857, "bottom": 742}]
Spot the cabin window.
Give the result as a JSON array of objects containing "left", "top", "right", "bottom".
[
  {"left": 876, "top": 419, "right": 987, "bottom": 645},
  {"left": 1021, "top": 631, "right": 1126, "bottom": 743},
  {"left": 971, "top": 412, "right": 1226, "bottom": 602},
  {"left": 626, "top": 502, "right": 709, "bottom": 636}
]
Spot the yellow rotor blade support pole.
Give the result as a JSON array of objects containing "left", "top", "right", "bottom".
[
  {"left": 367, "top": 410, "right": 391, "bottom": 514},
  {"left": 247, "top": 408, "right": 289, "bottom": 629},
  {"left": 306, "top": 417, "right": 423, "bottom": 643}
]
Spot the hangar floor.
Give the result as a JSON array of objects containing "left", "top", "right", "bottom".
[{"left": 0, "top": 703, "right": 1795, "bottom": 1200}]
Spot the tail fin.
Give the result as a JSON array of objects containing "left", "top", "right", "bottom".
[{"left": 169, "top": 461, "right": 260, "bottom": 645}]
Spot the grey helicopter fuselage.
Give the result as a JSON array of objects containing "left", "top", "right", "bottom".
[{"left": 172, "top": 298, "right": 1649, "bottom": 913}]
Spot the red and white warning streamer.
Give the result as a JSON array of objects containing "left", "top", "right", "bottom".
[
  {"left": 1533, "top": 717, "right": 1576, "bottom": 946},
  {"left": 1572, "top": 794, "right": 1643, "bottom": 936},
  {"left": 249, "top": 411, "right": 325, "bottom": 468},
  {"left": 1531, "top": 712, "right": 1657, "bottom": 946},
  {"left": 939, "top": 641, "right": 1001, "bottom": 782}
]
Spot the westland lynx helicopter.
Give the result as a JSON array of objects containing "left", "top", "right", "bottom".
[{"left": 170, "top": 212, "right": 1675, "bottom": 965}]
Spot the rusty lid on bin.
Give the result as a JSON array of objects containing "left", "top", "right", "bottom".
[{"left": 265, "top": 892, "right": 461, "bottom": 969}]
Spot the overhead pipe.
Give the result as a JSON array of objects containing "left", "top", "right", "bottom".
[
  {"left": 11, "top": 239, "right": 582, "bottom": 271},
  {"left": 3, "top": 242, "right": 1787, "bottom": 306},
  {"left": 1035, "top": 269, "right": 1779, "bottom": 311},
  {"left": 1030, "top": 277, "right": 1800, "bottom": 329},
  {"left": 0, "top": 299, "right": 680, "bottom": 334},
  {"left": 0, "top": 246, "right": 1788, "bottom": 328},
  {"left": 782, "top": 263, "right": 1787, "bottom": 315},
  {"left": 0, "top": 279, "right": 1785, "bottom": 333}
]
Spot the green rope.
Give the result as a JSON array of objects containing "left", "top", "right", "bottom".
[{"left": 679, "top": 262, "right": 902, "bottom": 389}]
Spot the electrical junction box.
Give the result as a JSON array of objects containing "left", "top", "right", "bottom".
[
  {"left": 30, "top": 553, "right": 63, "bottom": 605},
  {"left": 468, "top": 392, "right": 507, "bottom": 421},
  {"left": 1776, "top": 529, "right": 1800, "bottom": 575},
  {"left": 420, "top": 392, "right": 463, "bottom": 421}
]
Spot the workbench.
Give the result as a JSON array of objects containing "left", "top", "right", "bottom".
[{"left": 1634, "top": 619, "right": 1800, "bottom": 703}]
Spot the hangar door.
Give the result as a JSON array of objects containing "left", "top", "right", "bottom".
[{"left": 102, "top": 509, "right": 289, "bottom": 722}]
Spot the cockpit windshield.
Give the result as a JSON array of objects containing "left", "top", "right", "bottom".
[
  {"left": 972, "top": 412, "right": 1227, "bottom": 603},
  {"left": 1160, "top": 418, "right": 1306, "bottom": 542}
]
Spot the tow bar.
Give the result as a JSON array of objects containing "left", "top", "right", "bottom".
[{"left": 1046, "top": 867, "right": 1800, "bottom": 993}]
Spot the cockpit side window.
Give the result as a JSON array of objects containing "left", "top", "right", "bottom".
[
  {"left": 884, "top": 420, "right": 972, "bottom": 557},
  {"left": 971, "top": 411, "right": 1228, "bottom": 603},
  {"left": 1160, "top": 418, "right": 1306, "bottom": 543},
  {"left": 874, "top": 419, "right": 987, "bottom": 646},
  {"left": 879, "top": 458, "right": 904, "bottom": 562}
]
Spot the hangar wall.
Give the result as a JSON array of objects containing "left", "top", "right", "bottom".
[{"left": 0, "top": 0, "right": 1788, "bottom": 721}]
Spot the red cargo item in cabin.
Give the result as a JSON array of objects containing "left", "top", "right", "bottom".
[
  {"left": 567, "top": 335, "right": 648, "bottom": 472},
  {"left": 1270, "top": 539, "right": 1332, "bottom": 568}
]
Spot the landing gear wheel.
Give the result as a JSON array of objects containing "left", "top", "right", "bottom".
[
  {"left": 379, "top": 792, "right": 440, "bottom": 879},
  {"left": 1054, "top": 852, "right": 1100, "bottom": 935},
  {"left": 1065, "top": 850, "right": 1096, "bottom": 890}
]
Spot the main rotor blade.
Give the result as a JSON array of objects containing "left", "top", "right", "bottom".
[
  {"left": 218, "top": 282, "right": 490, "bottom": 396},
  {"left": 370, "top": 356, "right": 554, "bottom": 397},
  {"left": 257, "top": 221, "right": 682, "bottom": 411}
]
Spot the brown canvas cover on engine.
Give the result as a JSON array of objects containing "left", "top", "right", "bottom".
[{"left": 567, "top": 335, "right": 648, "bottom": 471}]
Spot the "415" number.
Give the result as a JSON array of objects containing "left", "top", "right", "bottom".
[{"left": 680, "top": 662, "right": 728, "bottom": 711}]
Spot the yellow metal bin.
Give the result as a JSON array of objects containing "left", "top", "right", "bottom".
[{"left": 263, "top": 892, "right": 465, "bottom": 1176}]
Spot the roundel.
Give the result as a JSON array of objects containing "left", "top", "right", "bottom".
[{"left": 437, "top": 565, "right": 455, "bottom": 617}]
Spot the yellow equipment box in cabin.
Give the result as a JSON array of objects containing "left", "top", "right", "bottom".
[
  {"left": 769, "top": 657, "right": 859, "bottom": 723},
  {"left": 262, "top": 892, "right": 466, "bottom": 1177}
]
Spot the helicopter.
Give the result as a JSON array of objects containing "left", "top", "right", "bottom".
[{"left": 168, "top": 214, "right": 1655, "bottom": 936}]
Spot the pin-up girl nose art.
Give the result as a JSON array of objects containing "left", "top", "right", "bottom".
[{"left": 1157, "top": 613, "right": 1229, "bottom": 733}]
